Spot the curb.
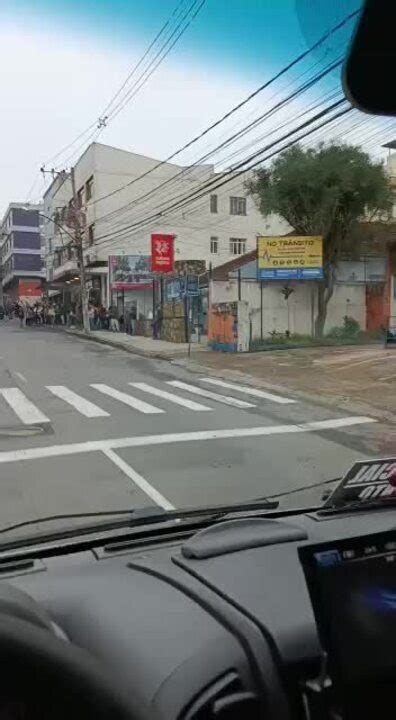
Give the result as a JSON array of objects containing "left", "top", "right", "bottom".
[
  {"left": 65, "top": 329, "right": 190, "bottom": 361},
  {"left": 172, "top": 358, "right": 396, "bottom": 425},
  {"left": 64, "top": 328, "right": 395, "bottom": 426}
]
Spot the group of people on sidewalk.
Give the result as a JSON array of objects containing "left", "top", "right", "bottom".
[
  {"left": 88, "top": 303, "right": 163, "bottom": 338},
  {"left": 4, "top": 299, "right": 164, "bottom": 339},
  {"left": 6, "top": 301, "right": 79, "bottom": 328},
  {"left": 88, "top": 304, "right": 119, "bottom": 332}
]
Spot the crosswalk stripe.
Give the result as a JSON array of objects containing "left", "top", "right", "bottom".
[
  {"left": 129, "top": 383, "right": 212, "bottom": 412},
  {"left": 0, "top": 387, "right": 50, "bottom": 425},
  {"left": 46, "top": 386, "right": 110, "bottom": 418},
  {"left": 166, "top": 381, "right": 255, "bottom": 408},
  {"left": 201, "top": 378, "right": 296, "bottom": 404},
  {"left": 90, "top": 384, "right": 165, "bottom": 415}
]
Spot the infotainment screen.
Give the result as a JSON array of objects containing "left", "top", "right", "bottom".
[{"left": 299, "top": 531, "right": 396, "bottom": 715}]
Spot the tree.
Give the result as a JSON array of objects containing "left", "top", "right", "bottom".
[{"left": 246, "top": 143, "right": 393, "bottom": 336}]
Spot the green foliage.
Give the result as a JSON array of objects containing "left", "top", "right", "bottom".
[
  {"left": 246, "top": 143, "right": 393, "bottom": 246},
  {"left": 246, "top": 143, "right": 393, "bottom": 337},
  {"left": 327, "top": 316, "right": 360, "bottom": 339}
]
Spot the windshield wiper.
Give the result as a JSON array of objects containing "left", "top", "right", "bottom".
[
  {"left": 0, "top": 498, "right": 279, "bottom": 550},
  {"left": 0, "top": 506, "right": 162, "bottom": 539},
  {"left": 318, "top": 497, "right": 396, "bottom": 516},
  {"left": 253, "top": 477, "right": 341, "bottom": 503}
]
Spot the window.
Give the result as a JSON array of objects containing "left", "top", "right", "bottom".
[
  {"left": 210, "top": 194, "right": 218, "bottom": 213},
  {"left": 77, "top": 187, "right": 84, "bottom": 208},
  {"left": 230, "top": 196, "right": 247, "bottom": 215},
  {"left": 88, "top": 223, "right": 95, "bottom": 246},
  {"left": 85, "top": 176, "right": 94, "bottom": 201},
  {"left": 210, "top": 237, "right": 218, "bottom": 254},
  {"left": 229, "top": 238, "right": 246, "bottom": 255}
]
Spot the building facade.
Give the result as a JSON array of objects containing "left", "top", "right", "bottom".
[
  {"left": 0, "top": 203, "right": 44, "bottom": 305},
  {"left": 207, "top": 244, "right": 390, "bottom": 350},
  {"left": 42, "top": 142, "right": 288, "bottom": 315}
]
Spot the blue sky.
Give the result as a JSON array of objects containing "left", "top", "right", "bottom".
[
  {"left": 1, "top": 0, "right": 360, "bottom": 79},
  {"left": 0, "top": 0, "right": 374, "bottom": 214}
]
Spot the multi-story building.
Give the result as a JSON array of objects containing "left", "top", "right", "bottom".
[
  {"left": 42, "top": 142, "right": 288, "bottom": 313},
  {"left": 0, "top": 203, "right": 44, "bottom": 305}
]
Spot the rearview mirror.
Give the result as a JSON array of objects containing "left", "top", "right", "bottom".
[{"left": 343, "top": 0, "right": 395, "bottom": 116}]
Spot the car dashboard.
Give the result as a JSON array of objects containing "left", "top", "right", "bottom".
[{"left": 1, "top": 506, "right": 395, "bottom": 720}]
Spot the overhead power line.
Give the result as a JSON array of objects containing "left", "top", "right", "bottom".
[
  {"left": 42, "top": 0, "right": 204, "bottom": 170},
  {"left": 87, "top": 7, "right": 360, "bottom": 211},
  {"left": 94, "top": 58, "right": 343, "bottom": 230},
  {"left": 105, "top": 0, "right": 208, "bottom": 124},
  {"left": 100, "top": 0, "right": 190, "bottom": 119},
  {"left": 99, "top": 109, "right": 391, "bottom": 254},
  {"left": 106, "top": 109, "right": 392, "bottom": 251},
  {"left": 96, "top": 98, "right": 351, "bottom": 248}
]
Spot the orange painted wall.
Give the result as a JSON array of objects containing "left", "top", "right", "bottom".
[
  {"left": 365, "top": 250, "right": 393, "bottom": 331},
  {"left": 366, "top": 287, "right": 386, "bottom": 331},
  {"left": 208, "top": 304, "right": 238, "bottom": 351}
]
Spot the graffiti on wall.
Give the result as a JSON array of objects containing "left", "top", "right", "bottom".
[{"left": 208, "top": 302, "right": 238, "bottom": 352}]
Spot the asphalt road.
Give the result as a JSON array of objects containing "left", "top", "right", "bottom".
[{"left": 0, "top": 321, "right": 383, "bottom": 534}]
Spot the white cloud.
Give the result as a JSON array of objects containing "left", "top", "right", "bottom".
[
  {"left": 0, "top": 21, "right": 258, "bottom": 215},
  {"left": 0, "top": 19, "right": 389, "bottom": 218}
]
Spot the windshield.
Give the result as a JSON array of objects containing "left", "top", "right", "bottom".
[{"left": 0, "top": 0, "right": 393, "bottom": 538}]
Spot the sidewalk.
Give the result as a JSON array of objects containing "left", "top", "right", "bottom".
[
  {"left": 64, "top": 327, "right": 396, "bottom": 421},
  {"left": 66, "top": 328, "right": 209, "bottom": 360},
  {"left": 179, "top": 344, "right": 396, "bottom": 422}
]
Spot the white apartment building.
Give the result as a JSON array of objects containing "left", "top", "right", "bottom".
[{"left": 43, "top": 142, "right": 288, "bottom": 310}]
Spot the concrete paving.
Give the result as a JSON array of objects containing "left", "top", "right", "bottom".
[
  {"left": 187, "top": 343, "right": 396, "bottom": 422},
  {"left": 67, "top": 328, "right": 209, "bottom": 359},
  {"left": 0, "top": 320, "right": 389, "bottom": 540}
]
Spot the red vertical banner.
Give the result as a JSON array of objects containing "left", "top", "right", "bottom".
[{"left": 151, "top": 234, "right": 174, "bottom": 273}]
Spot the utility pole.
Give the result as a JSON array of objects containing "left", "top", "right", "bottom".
[{"left": 70, "top": 167, "right": 90, "bottom": 334}]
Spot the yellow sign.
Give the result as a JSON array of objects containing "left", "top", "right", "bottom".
[{"left": 257, "top": 236, "right": 323, "bottom": 280}]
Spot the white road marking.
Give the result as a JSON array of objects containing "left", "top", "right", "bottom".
[
  {"left": 201, "top": 378, "right": 296, "bottom": 404},
  {"left": 0, "top": 416, "right": 376, "bottom": 464},
  {"left": 102, "top": 448, "right": 174, "bottom": 510},
  {"left": 129, "top": 382, "right": 211, "bottom": 412},
  {"left": 90, "top": 383, "right": 164, "bottom": 415},
  {"left": 46, "top": 386, "right": 110, "bottom": 418},
  {"left": 13, "top": 372, "right": 27, "bottom": 384},
  {"left": 167, "top": 380, "right": 255, "bottom": 409},
  {"left": 0, "top": 387, "right": 50, "bottom": 425}
]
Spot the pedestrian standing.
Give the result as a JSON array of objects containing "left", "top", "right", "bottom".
[
  {"left": 109, "top": 306, "right": 119, "bottom": 332},
  {"left": 18, "top": 303, "right": 25, "bottom": 328},
  {"left": 54, "top": 303, "right": 62, "bottom": 326},
  {"left": 124, "top": 305, "right": 133, "bottom": 335},
  {"left": 96, "top": 305, "right": 105, "bottom": 330},
  {"left": 88, "top": 305, "right": 95, "bottom": 331},
  {"left": 48, "top": 305, "right": 55, "bottom": 327}
]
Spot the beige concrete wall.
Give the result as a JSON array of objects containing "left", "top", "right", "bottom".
[
  {"left": 43, "top": 142, "right": 290, "bottom": 276},
  {"left": 210, "top": 278, "right": 367, "bottom": 339}
]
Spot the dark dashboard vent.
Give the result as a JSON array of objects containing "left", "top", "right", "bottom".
[{"left": 181, "top": 671, "right": 260, "bottom": 720}]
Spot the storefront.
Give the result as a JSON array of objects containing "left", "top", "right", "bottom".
[
  {"left": 108, "top": 254, "right": 154, "bottom": 334},
  {"left": 85, "top": 262, "right": 109, "bottom": 307}
]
